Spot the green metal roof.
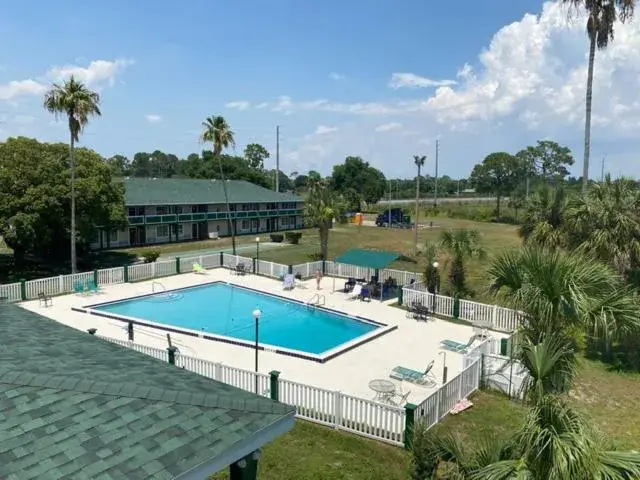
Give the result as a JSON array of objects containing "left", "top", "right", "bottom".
[
  {"left": 122, "top": 178, "right": 302, "bottom": 206},
  {"left": 335, "top": 249, "right": 401, "bottom": 270},
  {"left": 0, "top": 305, "right": 295, "bottom": 480}
]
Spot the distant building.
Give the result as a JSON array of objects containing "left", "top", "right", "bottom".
[{"left": 92, "top": 178, "right": 304, "bottom": 249}]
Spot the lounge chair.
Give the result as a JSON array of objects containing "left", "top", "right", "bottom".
[
  {"left": 360, "top": 286, "right": 372, "bottom": 302},
  {"left": 440, "top": 336, "right": 476, "bottom": 354},
  {"left": 343, "top": 278, "right": 356, "bottom": 292},
  {"left": 234, "top": 263, "right": 246, "bottom": 275},
  {"left": 348, "top": 284, "right": 362, "bottom": 300},
  {"left": 390, "top": 360, "right": 435, "bottom": 384},
  {"left": 73, "top": 281, "right": 86, "bottom": 295},
  {"left": 86, "top": 279, "right": 101, "bottom": 294},
  {"left": 193, "top": 263, "right": 207, "bottom": 274},
  {"left": 282, "top": 274, "right": 295, "bottom": 290},
  {"left": 38, "top": 292, "right": 52, "bottom": 307}
]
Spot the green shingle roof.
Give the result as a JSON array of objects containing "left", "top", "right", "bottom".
[
  {"left": 122, "top": 178, "right": 302, "bottom": 206},
  {"left": 0, "top": 305, "right": 295, "bottom": 480}
]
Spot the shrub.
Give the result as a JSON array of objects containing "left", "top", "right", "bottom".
[
  {"left": 270, "top": 234, "right": 284, "bottom": 243},
  {"left": 140, "top": 249, "right": 161, "bottom": 263},
  {"left": 285, "top": 231, "right": 303, "bottom": 244},
  {"left": 307, "top": 252, "right": 324, "bottom": 261}
]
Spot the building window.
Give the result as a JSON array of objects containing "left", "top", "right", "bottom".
[
  {"left": 176, "top": 224, "right": 183, "bottom": 236},
  {"left": 241, "top": 220, "right": 250, "bottom": 230},
  {"left": 280, "top": 202, "right": 296, "bottom": 209},
  {"left": 128, "top": 206, "right": 144, "bottom": 216},
  {"left": 174, "top": 206, "right": 183, "bottom": 214},
  {"left": 109, "top": 230, "right": 118, "bottom": 242},
  {"left": 156, "top": 206, "right": 169, "bottom": 215},
  {"left": 156, "top": 225, "right": 169, "bottom": 237}
]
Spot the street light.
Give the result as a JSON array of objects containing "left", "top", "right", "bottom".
[
  {"left": 439, "top": 351, "right": 448, "bottom": 384},
  {"left": 255, "top": 237, "right": 260, "bottom": 274},
  {"left": 253, "top": 308, "right": 262, "bottom": 393},
  {"left": 431, "top": 261, "right": 439, "bottom": 312}
]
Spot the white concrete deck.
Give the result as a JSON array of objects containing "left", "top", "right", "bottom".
[{"left": 20, "top": 269, "right": 506, "bottom": 405}]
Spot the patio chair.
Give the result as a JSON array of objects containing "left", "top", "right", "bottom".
[
  {"left": 391, "top": 390, "right": 411, "bottom": 406},
  {"left": 347, "top": 284, "right": 362, "bottom": 300},
  {"left": 73, "top": 281, "right": 86, "bottom": 295},
  {"left": 440, "top": 335, "right": 476, "bottom": 354},
  {"left": 38, "top": 292, "right": 52, "bottom": 307},
  {"left": 389, "top": 359, "right": 435, "bottom": 385},
  {"left": 343, "top": 278, "right": 356, "bottom": 292},
  {"left": 282, "top": 274, "right": 295, "bottom": 290},
  {"left": 86, "top": 279, "right": 101, "bottom": 294},
  {"left": 360, "top": 286, "right": 372, "bottom": 302},
  {"left": 193, "top": 263, "right": 207, "bottom": 274},
  {"left": 234, "top": 263, "right": 246, "bottom": 276}
]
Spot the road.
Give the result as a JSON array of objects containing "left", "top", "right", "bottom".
[{"left": 376, "top": 197, "right": 495, "bottom": 205}]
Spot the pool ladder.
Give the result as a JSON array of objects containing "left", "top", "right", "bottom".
[
  {"left": 152, "top": 281, "right": 166, "bottom": 293},
  {"left": 307, "top": 293, "right": 325, "bottom": 306}
]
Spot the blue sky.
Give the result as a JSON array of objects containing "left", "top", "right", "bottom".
[{"left": 1, "top": 1, "right": 640, "bottom": 179}]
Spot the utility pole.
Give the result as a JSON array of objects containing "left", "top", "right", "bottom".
[
  {"left": 387, "top": 181, "right": 391, "bottom": 228},
  {"left": 275, "top": 125, "right": 280, "bottom": 192},
  {"left": 433, "top": 139, "right": 439, "bottom": 208},
  {"left": 413, "top": 155, "right": 426, "bottom": 254}
]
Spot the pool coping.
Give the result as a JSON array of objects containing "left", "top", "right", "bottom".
[{"left": 72, "top": 281, "right": 397, "bottom": 364}]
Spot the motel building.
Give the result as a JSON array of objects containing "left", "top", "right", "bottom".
[{"left": 91, "top": 178, "right": 305, "bottom": 249}]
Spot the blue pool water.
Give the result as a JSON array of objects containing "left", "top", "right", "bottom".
[{"left": 93, "top": 283, "right": 379, "bottom": 355}]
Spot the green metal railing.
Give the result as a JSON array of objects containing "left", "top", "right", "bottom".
[{"left": 129, "top": 209, "right": 303, "bottom": 225}]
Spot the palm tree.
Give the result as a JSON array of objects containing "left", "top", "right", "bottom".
[
  {"left": 304, "top": 176, "right": 344, "bottom": 260},
  {"left": 411, "top": 395, "right": 640, "bottom": 479},
  {"left": 43, "top": 76, "right": 101, "bottom": 273},
  {"left": 413, "top": 155, "right": 426, "bottom": 254},
  {"left": 565, "top": 175, "right": 640, "bottom": 277},
  {"left": 489, "top": 248, "right": 640, "bottom": 351},
  {"left": 562, "top": 0, "right": 637, "bottom": 195},
  {"left": 518, "top": 186, "right": 567, "bottom": 249},
  {"left": 422, "top": 242, "right": 440, "bottom": 294},
  {"left": 440, "top": 229, "right": 485, "bottom": 295},
  {"left": 200, "top": 116, "right": 236, "bottom": 254}
]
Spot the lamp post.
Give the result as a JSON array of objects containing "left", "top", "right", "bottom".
[
  {"left": 253, "top": 308, "right": 262, "bottom": 393},
  {"left": 255, "top": 237, "right": 260, "bottom": 274},
  {"left": 439, "top": 351, "right": 448, "bottom": 384},
  {"left": 431, "top": 261, "right": 439, "bottom": 312}
]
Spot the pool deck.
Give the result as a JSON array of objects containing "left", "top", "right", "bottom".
[{"left": 20, "top": 269, "right": 508, "bottom": 405}]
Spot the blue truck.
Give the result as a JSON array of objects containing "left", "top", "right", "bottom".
[{"left": 375, "top": 208, "right": 411, "bottom": 228}]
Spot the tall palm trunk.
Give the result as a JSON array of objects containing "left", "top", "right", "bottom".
[
  {"left": 217, "top": 155, "right": 236, "bottom": 254},
  {"left": 69, "top": 128, "right": 77, "bottom": 274},
  {"left": 414, "top": 165, "right": 421, "bottom": 254},
  {"left": 319, "top": 221, "right": 329, "bottom": 260},
  {"left": 582, "top": 30, "right": 597, "bottom": 196}
]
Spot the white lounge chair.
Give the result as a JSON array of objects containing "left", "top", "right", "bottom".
[
  {"left": 283, "top": 274, "right": 295, "bottom": 290},
  {"left": 348, "top": 284, "right": 362, "bottom": 300}
]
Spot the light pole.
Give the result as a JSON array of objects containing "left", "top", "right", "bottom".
[
  {"left": 253, "top": 308, "right": 262, "bottom": 393},
  {"left": 439, "top": 350, "right": 448, "bottom": 384},
  {"left": 255, "top": 237, "right": 260, "bottom": 274},
  {"left": 413, "top": 155, "right": 426, "bottom": 254},
  {"left": 431, "top": 261, "right": 439, "bottom": 312}
]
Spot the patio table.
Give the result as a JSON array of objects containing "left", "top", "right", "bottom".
[{"left": 368, "top": 379, "right": 396, "bottom": 403}]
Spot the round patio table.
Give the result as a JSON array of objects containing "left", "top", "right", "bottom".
[{"left": 368, "top": 379, "right": 396, "bottom": 403}]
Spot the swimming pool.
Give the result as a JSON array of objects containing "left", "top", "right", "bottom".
[{"left": 82, "top": 282, "right": 394, "bottom": 362}]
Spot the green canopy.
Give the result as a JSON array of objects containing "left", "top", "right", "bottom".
[{"left": 335, "top": 248, "right": 401, "bottom": 270}]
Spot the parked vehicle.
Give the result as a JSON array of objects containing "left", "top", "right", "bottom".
[{"left": 375, "top": 208, "right": 411, "bottom": 227}]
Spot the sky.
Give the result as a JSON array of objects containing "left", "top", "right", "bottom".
[{"left": 1, "top": 0, "right": 639, "bottom": 180}]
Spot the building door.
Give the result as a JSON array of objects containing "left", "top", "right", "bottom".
[
  {"left": 191, "top": 223, "right": 198, "bottom": 240},
  {"left": 138, "top": 226, "right": 146, "bottom": 245},
  {"left": 129, "top": 228, "right": 137, "bottom": 246}
]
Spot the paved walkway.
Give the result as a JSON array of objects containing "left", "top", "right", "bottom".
[{"left": 20, "top": 270, "right": 507, "bottom": 405}]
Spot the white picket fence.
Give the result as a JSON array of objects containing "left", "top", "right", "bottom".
[
  {"left": 4, "top": 252, "right": 522, "bottom": 334},
  {"left": 97, "top": 336, "right": 407, "bottom": 446},
  {"left": 402, "top": 283, "right": 523, "bottom": 333},
  {"left": 414, "top": 360, "right": 482, "bottom": 428}
]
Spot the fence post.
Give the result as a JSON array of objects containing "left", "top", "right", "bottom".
[
  {"left": 20, "top": 279, "right": 26, "bottom": 301},
  {"left": 453, "top": 294, "right": 460, "bottom": 319},
  {"left": 322, "top": 259, "right": 326, "bottom": 275},
  {"left": 252, "top": 258, "right": 256, "bottom": 274},
  {"left": 93, "top": 270, "right": 99, "bottom": 287},
  {"left": 167, "top": 346, "right": 178, "bottom": 365},
  {"left": 435, "top": 389, "right": 441, "bottom": 421},
  {"left": 59, "top": 275, "right": 64, "bottom": 294},
  {"left": 151, "top": 262, "right": 156, "bottom": 278},
  {"left": 404, "top": 403, "right": 417, "bottom": 449},
  {"left": 199, "top": 255, "right": 203, "bottom": 267},
  {"left": 176, "top": 257, "right": 181, "bottom": 274},
  {"left": 398, "top": 287, "right": 403, "bottom": 306},
  {"left": 220, "top": 251, "right": 224, "bottom": 267},
  {"left": 491, "top": 304, "right": 498, "bottom": 328},
  {"left": 214, "top": 362, "right": 223, "bottom": 381},
  {"left": 333, "top": 391, "right": 343, "bottom": 429},
  {"left": 127, "top": 321, "right": 134, "bottom": 342},
  {"left": 123, "top": 265, "right": 129, "bottom": 283},
  {"left": 269, "top": 371, "right": 280, "bottom": 401}
]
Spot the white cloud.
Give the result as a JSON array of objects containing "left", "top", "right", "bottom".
[
  {"left": 375, "top": 122, "right": 403, "bottom": 132},
  {"left": 225, "top": 100, "right": 251, "bottom": 110},
  {"left": 389, "top": 73, "right": 457, "bottom": 89},
  {"left": 329, "top": 72, "right": 347, "bottom": 81},
  {"left": 255, "top": 102, "right": 268, "bottom": 109},
  {"left": 145, "top": 114, "right": 162, "bottom": 123},
  {"left": 47, "top": 58, "right": 134, "bottom": 87},
  {"left": 314, "top": 125, "right": 338, "bottom": 135},
  {"left": 0, "top": 79, "right": 46, "bottom": 101}
]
